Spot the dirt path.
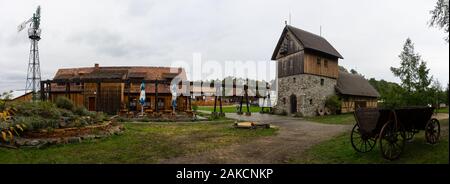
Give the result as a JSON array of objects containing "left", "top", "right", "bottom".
[
  {"left": 160, "top": 113, "right": 351, "bottom": 164},
  {"left": 433, "top": 113, "right": 449, "bottom": 121}
]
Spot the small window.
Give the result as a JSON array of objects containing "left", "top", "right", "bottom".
[
  {"left": 57, "top": 82, "right": 65, "bottom": 86},
  {"left": 75, "top": 82, "right": 81, "bottom": 86},
  {"left": 157, "top": 98, "right": 165, "bottom": 109},
  {"left": 282, "top": 98, "right": 286, "bottom": 105},
  {"left": 320, "top": 79, "right": 324, "bottom": 86},
  {"left": 293, "top": 77, "right": 296, "bottom": 83},
  {"left": 324, "top": 60, "right": 328, "bottom": 67},
  {"left": 309, "top": 99, "right": 313, "bottom": 105},
  {"left": 317, "top": 58, "right": 321, "bottom": 65}
]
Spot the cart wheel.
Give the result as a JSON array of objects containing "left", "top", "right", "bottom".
[
  {"left": 379, "top": 120, "right": 405, "bottom": 160},
  {"left": 425, "top": 118, "right": 440, "bottom": 144},
  {"left": 351, "top": 123, "right": 376, "bottom": 153}
]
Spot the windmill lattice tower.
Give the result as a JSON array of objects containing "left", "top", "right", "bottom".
[{"left": 19, "top": 6, "right": 42, "bottom": 101}]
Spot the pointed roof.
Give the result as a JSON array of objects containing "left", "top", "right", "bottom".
[{"left": 272, "top": 25, "right": 343, "bottom": 60}]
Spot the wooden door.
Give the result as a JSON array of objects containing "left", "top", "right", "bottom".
[
  {"left": 290, "top": 94, "right": 297, "bottom": 114},
  {"left": 88, "top": 97, "right": 96, "bottom": 111}
]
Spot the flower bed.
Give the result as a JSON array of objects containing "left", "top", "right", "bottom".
[
  {"left": 0, "top": 97, "right": 125, "bottom": 148},
  {"left": 8, "top": 121, "right": 124, "bottom": 148}
]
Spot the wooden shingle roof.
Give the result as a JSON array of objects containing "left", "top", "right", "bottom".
[
  {"left": 53, "top": 65, "right": 186, "bottom": 81},
  {"left": 336, "top": 71, "right": 380, "bottom": 98}
]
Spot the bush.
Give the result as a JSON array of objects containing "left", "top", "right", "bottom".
[
  {"left": 13, "top": 101, "right": 61, "bottom": 119},
  {"left": 93, "top": 112, "right": 108, "bottom": 122},
  {"left": 16, "top": 115, "right": 59, "bottom": 130},
  {"left": 325, "top": 95, "right": 342, "bottom": 114},
  {"left": 116, "top": 117, "right": 132, "bottom": 122},
  {"left": 71, "top": 117, "right": 88, "bottom": 127},
  {"left": 74, "top": 106, "right": 91, "bottom": 116},
  {"left": 59, "top": 109, "right": 75, "bottom": 118},
  {"left": 140, "top": 117, "right": 151, "bottom": 122},
  {"left": 192, "top": 104, "right": 198, "bottom": 112},
  {"left": 0, "top": 100, "right": 5, "bottom": 112},
  {"left": 0, "top": 120, "right": 27, "bottom": 142},
  {"left": 55, "top": 96, "right": 74, "bottom": 111}
]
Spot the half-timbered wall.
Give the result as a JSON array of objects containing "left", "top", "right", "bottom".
[{"left": 340, "top": 96, "right": 378, "bottom": 113}]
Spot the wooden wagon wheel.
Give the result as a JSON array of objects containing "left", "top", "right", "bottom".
[
  {"left": 425, "top": 118, "right": 440, "bottom": 144},
  {"left": 379, "top": 111, "right": 406, "bottom": 160},
  {"left": 350, "top": 123, "right": 376, "bottom": 153}
]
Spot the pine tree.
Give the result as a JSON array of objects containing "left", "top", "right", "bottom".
[
  {"left": 390, "top": 38, "right": 420, "bottom": 93},
  {"left": 390, "top": 38, "right": 434, "bottom": 106},
  {"left": 429, "top": 0, "right": 449, "bottom": 42}
]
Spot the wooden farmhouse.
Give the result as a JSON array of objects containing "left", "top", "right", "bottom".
[
  {"left": 40, "top": 64, "right": 192, "bottom": 115},
  {"left": 271, "top": 25, "right": 379, "bottom": 116}
]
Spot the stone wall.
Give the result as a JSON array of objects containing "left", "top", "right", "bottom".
[{"left": 273, "top": 74, "right": 337, "bottom": 117}]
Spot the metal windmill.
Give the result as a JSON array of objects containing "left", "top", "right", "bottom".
[{"left": 17, "top": 6, "right": 42, "bottom": 101}]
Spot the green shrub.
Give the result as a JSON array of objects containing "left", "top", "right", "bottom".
[
  {"left": 72, "top": 117, "right": 88, "bottom": 127},
  {"left": 74, "top": 106, "right": 91, "bottom": 116},
  {"left": 59, "top": 109, "right": 75, "bottom": 118},
  {"left": 55, "top": 96, "right": 74, "bottom": 111},
  {"left": 116, "top": 117, "right": 132, "bottom": 122},
  {"left": 192, "top": 104, "right": 198, "bottom": 112},
  {"left": 0, "top": 120, "right": 27, "bottom": 142},
  {"left": 0, "top": 100, "right": 6, "bottom": 112},
  {"left": 325, "top": 95, "right": 342, "bottom": 114},
  {"left": 16, "top": 115, "right": 59, "bottom": 130},
  {"left": 13, "top": 101, "right": 61, "bottom": 119},
  {"left": 93, "top": 112, "right": 108, "bottom": 123}
]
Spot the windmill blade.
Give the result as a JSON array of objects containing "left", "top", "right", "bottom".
[{"left": 17, "top": 18, "right": 32, "bottom": 32}]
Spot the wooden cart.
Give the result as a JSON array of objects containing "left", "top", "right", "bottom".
[{"left": 351, "top": 107, "right": 440, "bottom": 160}]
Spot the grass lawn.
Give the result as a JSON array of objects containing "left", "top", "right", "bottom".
[
  {"left": 197, "top": 105, "right": 263, "bottom": 113},
  {"left": 436, "top": 107, "right": 449, "bottom": 113},
  {"left": 304, "top": 113, "right": 356, "bottom": 125},
  {"left": 289, "top": 119, "right": 449, "bottom": 164},
  {"left": 0, "top": 120, "right": 277, "bottom": 163}
]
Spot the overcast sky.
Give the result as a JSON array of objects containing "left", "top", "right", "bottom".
[{"left": 0, "top": 0, "right": 448, "bottom": 92}]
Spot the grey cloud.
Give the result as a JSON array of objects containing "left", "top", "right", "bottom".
[
  {"left": 67, "top": 28, "right": 162, "bottom": 58},
  {"left": 127, "top": 0, "right": 154, "bottom": 16},
  {"left": 0, "top": 0, "right": 448, "bottom": 92}
]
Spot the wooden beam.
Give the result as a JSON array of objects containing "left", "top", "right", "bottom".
[
  {"left": 96, "top": 82, "right": 101, "bottom": 112},
  {"left": 213, "top": 96, "right": 217, "bottom": 113},
  {"left": 219, "top": 96, "right": 223, "bottom": 113},
  {"left": 155, "top": 80, "right": 158, "bottom": 112}
]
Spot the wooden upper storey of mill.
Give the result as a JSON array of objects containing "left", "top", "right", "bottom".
[{"left": 272, "top": 25, "right": 343, "bottom": 79}]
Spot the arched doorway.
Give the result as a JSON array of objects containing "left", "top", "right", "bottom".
[{"left": 290, "top": 94, "right": 297, "bottom": 114}]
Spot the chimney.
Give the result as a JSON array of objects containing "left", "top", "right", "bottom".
[{"left": 94, "top": 63, "right": 99, "bottom": 70}]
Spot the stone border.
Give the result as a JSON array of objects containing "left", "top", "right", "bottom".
[{"left": 0, "top": 121, "right": 125, "bottom": 149}]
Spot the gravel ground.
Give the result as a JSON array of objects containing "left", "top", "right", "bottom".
[{"left": 160, "top": 113, "right": 351, "bottom": 163}]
